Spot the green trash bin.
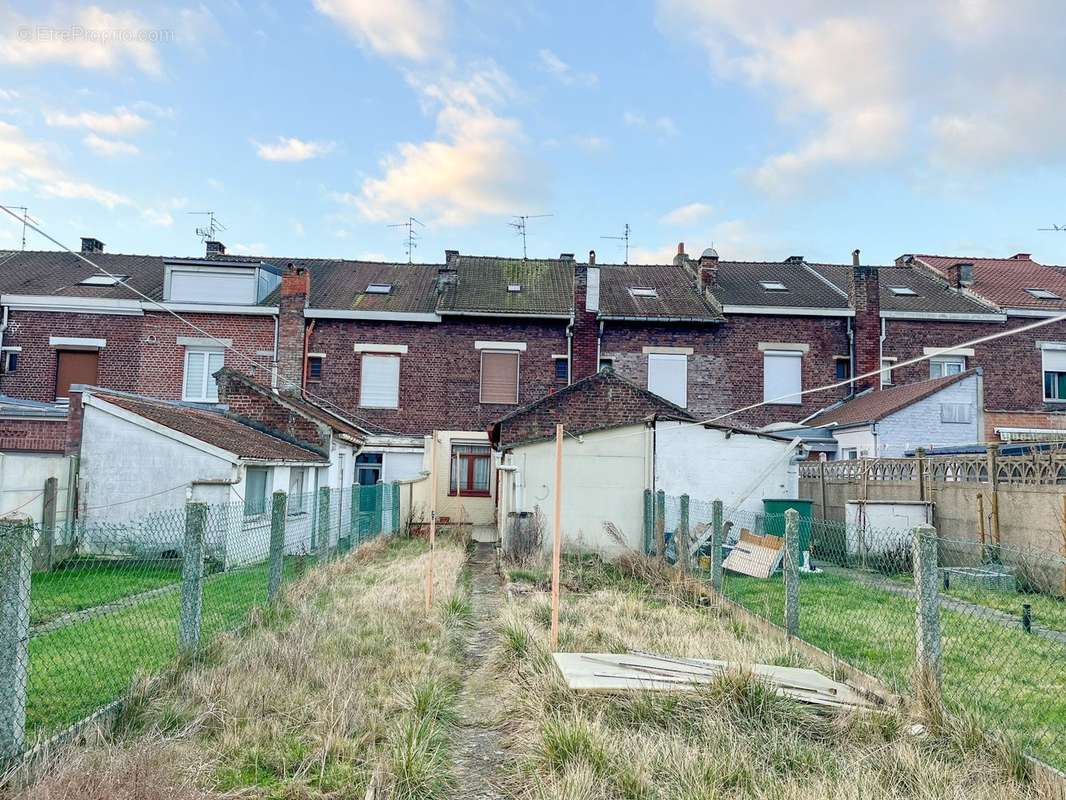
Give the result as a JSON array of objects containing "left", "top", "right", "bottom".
[{"left": 763, "top": 498, "right": 813, "bottom": 555}]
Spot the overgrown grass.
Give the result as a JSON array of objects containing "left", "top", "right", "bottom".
[
  {"left": 23, "top": 536, "right": 468, "bottom": 800},
  {"left": 30, "top": 558, "right": 182, "bottom": 625},
  {"left": 723, "top": 571, "right": 1066, "bottom": 771},
  {"left": 491, "top": 553, "right": 1039, "bottom": 799}
]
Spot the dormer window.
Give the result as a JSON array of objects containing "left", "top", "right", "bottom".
[
  {"left": 888, "top": 286, "right": 918, "bottom": 296},
  {"left": 366, "top": 283, "right": 393, "bottom": 294},
  {"left": 760, "top": 281, "right": 787, "bottom": 291},
  {"left": 1026, "top": 288, "right": 1061, "bottom": 300},
  {"left": 507, "top": 284, "right": 522, "bottom": 292},
  {"left": 79, "top": 274, "right": 127, "bottom": 286},
  {"left": 629, "top": 287, "right": 658, "bottom": 298},
  {"left": 164, "top": 260, "right": 279, "bottom": 305}
]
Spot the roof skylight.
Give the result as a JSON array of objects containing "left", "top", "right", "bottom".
[
  {"left": 78, "top": 274, "right": 127, "bottom": 286},
  {"left": 629, "top": 287, "right": 658, "bottom": 298},
  {"left": 888, "top": 286, "right": 918, "bottom": 296},
  {"left": 365, "top": 283, "right": 393, "bottom": 294},
  {"left": 760, "top": 281, "right": 788, "bottom": 291},
  {"left": 1026, "top": 288, "right": 1061, "bottom": 300},
  {"left": 507, "top": 283, "right": 522, "bottom": 292}
]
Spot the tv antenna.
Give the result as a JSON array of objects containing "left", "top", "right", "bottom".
[
  {"left": 508, "top": 213, "right": 553, "bottom": 259},
  {"left": 1038, "top": 224, "right": 1066, "bottom": 231},
  {"left": 600, "top": 223, "right": 631, "bottom": 264},
  {"left": 388, "top": 216, "right": 424, "bottom": 263},
  {"left": 0, "top": 205, "right": 37, "bottom": 250},
  {"left": 188, "top": 211, "right": 226, "bottom": 242}
]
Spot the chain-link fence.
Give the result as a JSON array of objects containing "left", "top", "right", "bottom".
[
  {"left": 643, "top": 490, "right": 1066, "bottom": 772},
  {"left": 0, "top": 482, "right": 402, "bottom": 767}
]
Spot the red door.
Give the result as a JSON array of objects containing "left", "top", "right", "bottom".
[{"left": 55, "top": 350, "right": 99, "bottom": 399}]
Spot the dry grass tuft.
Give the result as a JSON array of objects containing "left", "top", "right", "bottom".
[
  {"left": 490, "top": 553, "right": 1041, "bottom": 800},
  {"left": 20, "top": 537, "right": 468, "bottom": 799}
]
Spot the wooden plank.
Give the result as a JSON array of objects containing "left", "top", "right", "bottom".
[{"left": 722, "top": 541, "right": 783, "bottom": 579}]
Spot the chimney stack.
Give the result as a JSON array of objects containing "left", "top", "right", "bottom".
[
  {"left": 697, "top": 247, "right": 719, "bottom": 293},
  {"left": 952, "top": 262, "right": 974, "bottom": 288},
  {"left": 277, "top": 263, "right": 309, "bottom": 396},
  {"left": 80, "top": 237, "right": 105, "bottom": 254},
  {"left": 437, "top": 250, "right": 459, "bottom": 293},
  {"left": 571, "top": 254, "right": 599, "bottom": 381},
  {"left": 846, "top": 250, "right": 881, "bottom": 393},
  {"left": 588, "top": 249, "right": 596, "bottom": 265},
  {"left": 205, "top": 240, "right": 226, "bottom": 257}
]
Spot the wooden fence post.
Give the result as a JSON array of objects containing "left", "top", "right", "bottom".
[
  {"left": 784, "top": 508, "right": 800, "bottom": 638},
  {"left": 178, "top": 502, "right": 207, "bottom": 655},
  {"left": 986, "top": 444, "right": 1001, "bottom": 553},
  {"left": 267, "top": 491, "right": 287, "bottom": 603},
  {"left": 677, "top": 494, "right": 690, "bottom": 572},
  {"left": 0, "top": 514, "right": 32, "bottom": 761},
  {"left": 654, "top": 490, "right": 666, "bottom": 562},
  {"left": 550, "top": 424, "right": 563, "bottom": 651},
  {"left": 710, "top": 499, "right": 724, "bottom": 592},
  {"left": 915, "top": 447, "right": 926, "bottom": 502},
  {"left": 39, "top": 477, "right": 58, "bottom": 572},
  {"left": 912, "top": 523, "right": 942, "bottom": 716},
  {"left": 818, "top": 454, "right": 829, "bottom": 521}
]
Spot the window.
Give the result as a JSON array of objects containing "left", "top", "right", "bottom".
[
  {"left": 888, "top": 286, "right": 918, "bottom": 296},
  {"left": 79, "top": 274, "right": 127, "bottom": 286},
  {"left": 647, "top": 353, "right": 687, "bottom": 407},
  {"left": 553, "top": 356, "right": 569, "bottom": 381},
  {"left": 842, "top": 448, "right": 859, "bottom": 460},
  {"left": 940, "top": 403, "right": 974, "bottom": 424},
  {"left": 288, "top": 468, "right": 306, "bottom": 514},
  {"left": 599, "top": 357, "right": 614, "bottom": 372},
  {"left": 356, "top": 452, "right": 383, "bottom": 485},
  {"left": 1026, "top": 288, "right": 1061, "bottom": 300},
  {"left": 929, "top": 357, "right": 964, "bottom": 379},
  {"left": 480, "top": 350, "right": 519, "bottom": 404},
  {"left": 307, "top": 355, "right": 323, "bottom": 383},
  {"left": 2, "top": 350, "right": 18, "bottom": 373},
  {"left": 834, "top": 357, "right": 851, "bottom": 381},
  {"left": 1042, "top": 347, "right": 1066, "bottom": 401},
  {"left": 760, "top": 281, "right": 788, "bottom": 291},
  {"left": 507, "top": 284, "right": 522, "bottom": 292},
  {"left": 55, "top": 349, "right": 99, "bottom": 400},
  {"left": 763, "top": 351, "right": 802, "bottom": 404},
  {"left": 169, "top": 268, "right": 257, "bottom": 304},
  {"left": 183, "top": 348, "right": 224, "bottom": 402},
  {"left": 366, "top": 283, "right": 392, "bottom": 294},
  {"left": 360, "top": 354, "right": 400, "bottom": 408},
  {"left": 880, "top": 358, "right": 897, "bottom": 387},
  {"left": 244, "top": 467, "right": 270, "bottom": 517},
  {"left": 629, "top": 287, "right": 658, "bottom": 298},
  {"left": 450, "top": 444, "right": 491, "bottom": 495}
]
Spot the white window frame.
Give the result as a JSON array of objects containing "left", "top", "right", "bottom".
[
  {"left": 243, "top": 467, "right": 271, "bottom": 518},
  {"left": 647, "top": 352, "right": 688, "bottom": 408},
  {"left": 359, "top": 354, "right": 401, "bottom": 409},
  {"left": 880, "top": 357, "right": 897, "bottom": 387},
  {"left": 182, "top": 347, "right": 224, "bottom": 402},
  {"left": 1041, "top": 344, "right": 1066, "bottom": 402},
  {"left": 929, "top": 356, "right": 965, "bottom": 379},
  {"left": 288, "top": 468, "right": 307, "bottom": 514},
  {"left": 762, "top": 350, "right": 803, "bottom": 405}
]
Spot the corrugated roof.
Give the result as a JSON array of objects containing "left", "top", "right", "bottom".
[
  {"left": 597, "top": 263, "right": 723, "bottom": 320},
  {"left": 909, "top": 254, "right": 1066, "bottom": 311},
  {"left": 437, "top": 255, "right": 573, "bottom": 315},
  {"left": 807, "top": 370, "right": 976, "bottom": 427},
  {"left": 713, "top": 261, "right": 850, "bottom": 309},
  {"left": 94, "top": 391, "right": 327, "bottom": 462},
  {"left": 810, "top": 264, "right": 998, "bottom": 315}
]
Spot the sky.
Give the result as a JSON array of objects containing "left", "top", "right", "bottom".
[{"left": 2, "top": 0, "right": 1066, "bottom": 267}]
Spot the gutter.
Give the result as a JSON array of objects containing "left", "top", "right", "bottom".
[
  {"left": 438, "top": 309, "right": 572, "bottom": 320},
  {"left": 271, "top": 313, "right": 280, "bottom": 390},
  {"left": 598, "top": 314, "right": 724, "bottom": 323}
]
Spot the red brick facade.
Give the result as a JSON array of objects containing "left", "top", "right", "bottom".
[
  {"left": 216, "top": 369, "right": 328, "bottom": 450},
  {"left": 572, "top": 258, "right": 599, "bottom": 381},
  {"left": 0, "top": 417, "right": 67, "bottom": 453},
  {"left": 848, "top": 258, "right": 881, "bottom": 392}
]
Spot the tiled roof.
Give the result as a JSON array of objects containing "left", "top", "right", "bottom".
[
  {"left": 250, "top": 258, "right": 439, "bottom": 312},
  {"left": 809, "top": 264, "right": 999, "bottom": 315},
  {"left": 807, "top": 370, "right": 976, "bottom": 427},
  {"left": 0, "top": 250, "right": 165, "bottom": 300},
  {"left": 597, "top": 263, "right": 723, "bottom": 321},
  {"left": 713, "top": 261, "right": 850, "bottom": 309},
  {"left": 908, "top": 254, "right": 1066, "bottom": 311},
  {"left": 437, "top": 255, "right": 574, "bottom": 315},
  {"left": 490, "top": 368, "right": 696, "bottom": 449},
  {"left": 94, "top": 391, "right": 327, "bottom": 462}
]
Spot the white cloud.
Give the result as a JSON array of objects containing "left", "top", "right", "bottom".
[
  {"left": 631, "top": 219, "right": 769, "bottom": 264},
  {"left": 0, "top": 121, "right": 128, "bottom": 207},
  {"left": 623, "top": 110, "right": 678, "bottom": 138},
  {"left": 0, "top": 89, "right": 18, "bottom": 101},
  {"left": 230, "top": 242, "right": 269, "bottom": 255},
  {"left": 141, "top": 207, "right": 173, "bottom": 226},
  {"left": 537, "top": 49, "right": 597, "bottom": 87},
  {"left": 83, "top": 133, "right": 139, "bottom": 157},
  {"left": 572, "top": 134, "right": 608, "bottom": 152},
  {"left": 352, "top": 63, "right": 547, "bottom": 226},
  {"left": 313, "top": 0, "right": 447, "bottom": 60},
  {"left": 253, "top": 136, "right": 336, "bottom": 162},
  {"left": 0, "top": 6, "right": 165, "bottom": 74},
  {"left": 662, "top": 202, "right": 713, "bottom": 226},
  {"left": 45, "top": 107, "right": 150, "bottom": 135}
]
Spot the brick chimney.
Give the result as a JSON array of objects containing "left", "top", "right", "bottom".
[
  {"left": 80, "top": 237, "right": 104, "bottom": 254},
  {"left": 698, "top": 247, "right": 719, "bottom": 294},
  {"left": 277, "top": 263, "right": 309, "bottom": 396},
  {"left": 437, "top": 250, "right": 459, "bottom": 293},
  {"left": 847, "top": 249, "right": 881, "bottom": 393},
  {"left": 672, "top": 242, "right": 688, "bottom": 267},
  {"left": 205, "top": 240, "right": 226, "bottom": 257},
  {"left": 951, "top": 262, "right": 974, "bottom": 288},
  {"left": 571, "top": 251, "right": 599, "bottom": 381},
  {"left": 64, "top": 387, "right": 85, "bottom": 456}
]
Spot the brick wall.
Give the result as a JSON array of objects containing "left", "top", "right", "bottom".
[
  {"left": 216, "top": 369, "right": 327, "bottom": 449},
  {"left": 572, "top": 261, "right": 598, "bottom": 381},
  {"left": 308, "top": 316, "right": 568, "bottom": 435},
  {"left": 0, "top": 416, "right": 67, "bottom": 452},
  {"left": 601, "top": 315, "right": 851, "bottom": 427},
  {"left": 277, "top": 266, "right": 309, "bottom": 395}
]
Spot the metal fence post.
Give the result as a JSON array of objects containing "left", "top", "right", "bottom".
[
  {"left": 317, "top": 487, "right": 331, "bottom": 560},
  {"left": 39, "top": 477, "right": 58, "bottom": 572},
  {"left": 677, "top": 494, "right": 690, "bottom": 571},
  {"left": 268, "top": 491, "right": 287, "bottom": 603},
  {"left": 710, "top": 499, "right": 724, "bottom": 592},
  {"left": 392, "top": 481, "right": 401, "bottom": 535},
  {"left": 0, "top": 514, "right": 32, "bottom": 762},
  {"left": 912, "top": 523, "right": 942, "bottom": 715},
  {"left": 654, "top": 490, "right": 666, "bottom": 561},
  {"left": 349, "top": 485, "right": 360, "bottom": 549},
  {"left": 642, "top": 490, "right": 653, "bottom": 555},
  {"left": 179, "top": 502, "right": 207, "bottom": 655},
  {"left": 784, "top": 508, "right": 800, "bottom": 637}
]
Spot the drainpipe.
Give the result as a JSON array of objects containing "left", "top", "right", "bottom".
[
  {"left": 597, "top": 320, "right": 604, "bottom": 370},
  {"left": 0, "top": 305, "right": 8, "bottom": 388},
  {"left": 565, "top": 315, "right": 574, "bottom": 384},
  {"left": 879, "top": 317, "right": 887, "bottom": 389},
  {"left": 846, "top": 318, "right": 854, "bottom": 394},
  {"left": 270, "top": 313, "right": 280, "bottom": 390}
]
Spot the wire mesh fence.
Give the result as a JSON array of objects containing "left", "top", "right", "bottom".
[
  {"left": 0, "top": 481, "right": 402, "bottom": 766},
  {"left": 644, "top": 490, "right": 1066, "bottom": 772}
]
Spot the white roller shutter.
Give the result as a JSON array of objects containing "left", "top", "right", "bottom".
[
  {"left": 647, "top": 353, "right": 688, "bottom": 408},
  {"left": 360, "top": 354, "right": 400, "bottom": 408},
  {"left": 763, "top": 351, "right": 802, "bottom": 404}
]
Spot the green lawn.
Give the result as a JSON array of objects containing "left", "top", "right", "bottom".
[
  {"left": 31, "top": 559, "right": 182, "bottom": 626},
  {"left": 722, "top": 571, "right": 1066, "bottom": 771},
  {"left": 26, "top": 559, "right": 296, "bottom": 740}
]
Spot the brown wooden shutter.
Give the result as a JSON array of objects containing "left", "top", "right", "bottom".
[
  {"left": 55, "top": 350, "right": 99, "bottom": 399},
  {"left": 480, "top": 351, "right": 519, "bottom": 404}
]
